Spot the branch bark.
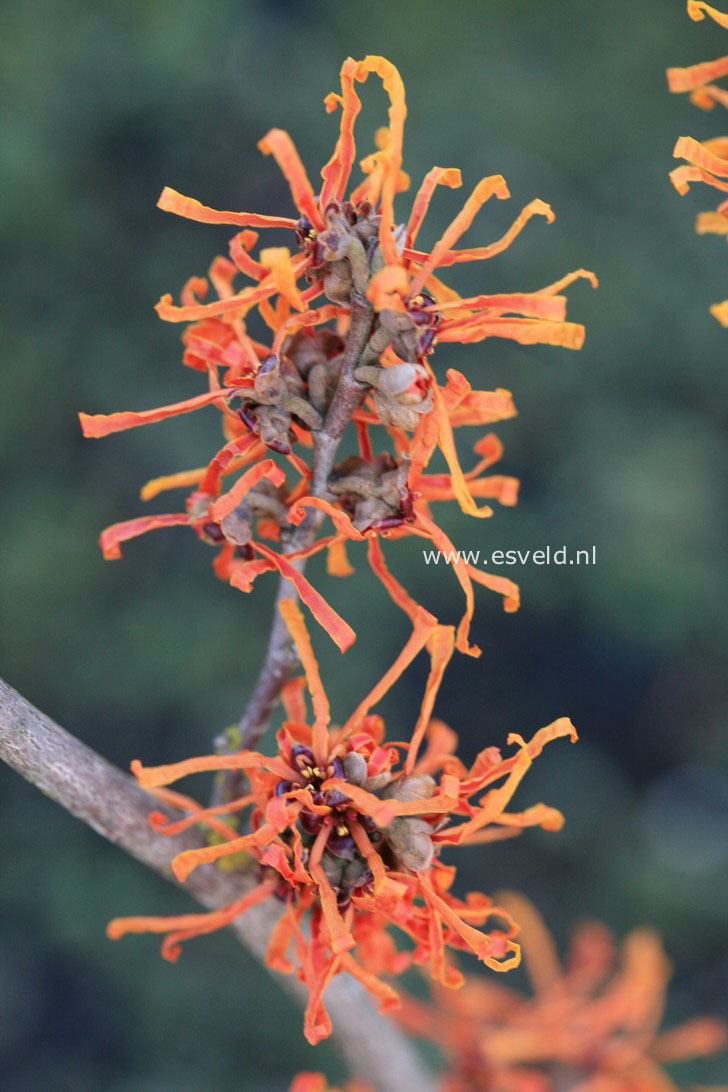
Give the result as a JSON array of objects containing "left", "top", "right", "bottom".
[
  {"left": 0, "top": 676, "right": 435, "bottom": 1092},
  {"left": 234, "top": 294, "right": 374, "bottom": 753}
]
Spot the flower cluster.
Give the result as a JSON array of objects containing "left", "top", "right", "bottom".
[
  {"left": 396, "top": 893, "right": 727, "bottom": 1091},
  {"left": 80, "top": 54, "right": 595, "bottom": 655},
  {"left": 668, "top": 1, "right": 728, "bottom": 324},
  {"left": 107, "top": 601, "right": 576, "bottom": 1045}
]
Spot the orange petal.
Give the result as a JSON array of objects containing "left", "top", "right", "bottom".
[
  {"left": 257, "top": 129, "right": 324, "bottom": 229},
  {"left": 711, "top": 299, "right": 728, "bottom": 324},
  {"left": 431, "top": 291, "right": 568, "bottom": 322},
  {"left": 366, "top": 537, "right": 421, "bottom": 625},
  {"left": 406, "top": 167, "right": 463, "bottom": 248},
  {"left": 139, "top": 468, "right": 205, "bottom": 502},
  {"left": 279, "top": 598, "right": 330, "bottom": 763},
  {"left": 130, "top": 751, "right": 265, "bottom": 789},
  {"left": 342, "top": 607, "right": 438, "bottom": 733},
  {"left": 438, "top": 316, "right": 586, "bottom": 350},
  {"left": 320, "top": 57, "right": 362, "bottom": 206},
  {"left": 670, "top": 163, "right": 728, "bottom": 196},
  {"left": 667, "top": 54, "right": 728, "bottom": 94},
  {"left": 252, "top": 542, "right": 356, "bottom": 652},
  {"left": 208, "top": 459, "right": 286, "bottom": 522},
  {"left": 80, "top": 388, "right": 234, "bottom": 438},
  {"left": 260, "top": 246, "right": 306, "bottom": 311},
  {"left": 674, "top": 135, "right": 728, "bottom": 176},
  {"left": 171, "top": 822, "right": 279, "bottom": 882},
  {"left": 327, "top": 538, "right": 355, "bottom": 577},
  {"left": 407, "top": 175, "right": 510, "bottom": 296},
  {"left": 353, "top": 58, "right": 407, "bottom": 265},
  {"left": 99, "top": 513, "right": 191, "bottom": 560},
  {"left": 281, "top": 675, "right": 308, "bottom": 722},
  {"left": 106, "top": 881, "right": 274, "bottom": 959},
  {"left": 366, "top": 264, "right": 410, "bottom": 312},
  {"left": 405, "top": 625, "right": 455, "bottom": 774},
  {"left": 431, "top": 370, "right": 494, "bottom": 519},
  {"left": 687, "top": 0, "right": 728, "bottom": 27},
  {"left": 417, "top": 873, "right": 521, "bottom": 973},
  {"left": 288, "top": 496, "right": 365, "bottom": 540},
  {"left": 158, "top": 185, "right": 297, "bottom": 230},
  {"left": 411, "top": 511, "right": 479, "bottom": 657},
  {"left": 467, "top": 564, "right": 520, "bottom": 614}
]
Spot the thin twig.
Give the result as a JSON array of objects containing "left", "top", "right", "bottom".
[
  {"left": 0, "top": 676, "right": 435, "bottom": 1092},
  {"left": 233, "top": 295, "right": 374, "bottom": 753}
]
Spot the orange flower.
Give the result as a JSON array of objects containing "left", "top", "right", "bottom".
[
  {"left": 80, "top": 55, "right": 594, "bottom": 653},
  {"left": 289, "top": 1074, "right": 372, "bottom": 1092},
  {"left": 668, "top": 1, "right": 728, "bottom": 324},
  {"left": 107, "top": 603, "right": 576, "bottom": 1045},
  {"left": 397, "top": 893, "right": 727, "bottom": 1091}
]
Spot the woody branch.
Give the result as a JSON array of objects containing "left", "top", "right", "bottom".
[
  {"left": 232, "top": 293, "right": 374, "bottom": 753},
  {"left": 0, "top": 676, "right": 435, "bottom": 1092}
]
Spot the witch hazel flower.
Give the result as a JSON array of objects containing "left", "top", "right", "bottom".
[
  {"left": 79, "top": 55, "right": 595, "bottom": 655},
  {"left": 397, "top": 893, "right": 727, "bottom": 1092},
  {"left": 669, "top": 1, "right": 728, "bottom": 324},
  {"left": 106, "top": 601, "right": 576, "bottom": 1045}
]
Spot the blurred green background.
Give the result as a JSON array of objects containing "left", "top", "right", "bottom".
[{"left": 2, "top": 0, "right": 727, "bottom": 1087}]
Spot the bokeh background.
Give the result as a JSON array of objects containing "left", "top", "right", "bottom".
[{"left": 2, "top": 0, "right": 727, "bottom": 1087}]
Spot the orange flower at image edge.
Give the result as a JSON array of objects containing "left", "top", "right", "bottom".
[
  {"left": 669, "top": 1, "right": 728, "bottom": 324},
  {"left": 107, "top": 601, "right": 576, "bottom": 1045},
  {"left": 80, "top": 54, "right": 596, "bottom": 655},
  {"left": 397, "top": 893, "right": 727, "bottom": 1091}
]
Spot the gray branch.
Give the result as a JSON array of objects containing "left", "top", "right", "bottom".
[{"left": 0, "top": 676, "right": 435, "bottom": 1092}]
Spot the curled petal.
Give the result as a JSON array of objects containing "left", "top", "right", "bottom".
[
  {"left": 140, "top": 468, "right": 205, "bottom": 501},
  {"left": 696, "top": 210, "right": 728, "bottom": 234},
  {"left": 367, "top": 537, "right": 421, "bottom": 625},
  {"left": 208, "top": 459, "right": 286, "bottom": 522},
  {"left": 405, "top": 625, "right": 456, "bottom": 774},
  {"left": 412, "top": 511, "right": 480, "bottom": 657},
  {"left": 439, "top": 316, "right": 586, "bottom": 350},
  {"left": 130, "top": 751, "right": 265, "bottom": 790},
  {"left": 342, "top": 607, "right": 438, "bottom": 733},
  {"left": 260, "top": 246, "right": 306, "bottom": 311},
  {"left": 406, "top": 167, "right": 463, "bottom": 248},
  {"left": 288, "top": 496, "right": 365, "bottom": 540},
  {"left": 158, "top": 186, "right": 297, "bottom": 229},
  {"left": 353, "top": 57, "right": 407, "bottom": 266},
  {"left": 417, "top": 873, "right": 521, "bottom": 973},
  {"left": 431, "top": 370, "right": 494, "bottom": 519},
  {"left": 408, "top": 175, "right": 510, "bottom": 296},
  {"left": 258, "top": 129, "right": 324, "bottom": 229},
  {"left": 405, "top": 197, "right": 554, "bottom": 275},
  {"left": 367, "top": 265, "right": 410, "bottom": 312},
  {"left": 99, "top": 514, "right": 190, "bottom": 560},
  {"left": 670, "top": 163, "right": 728, "bottom": 196},
  {"left": 279, "top": 598, "right": 330, "bottom": 762},
  {"left": 171, "top": 821, "right": 280, "bottom": 882},
  {"left": 327, "top": 538, "right": 354, "bottom": 577},
  {"left": 674, "top": 134, "right": 728, "bottom": 176},
  {"left": 320, "top": 57, "right": 362, "bottom": 205},
  {"left": 251, "top": 542, "right": 356, "bottom": 652},
  {"left": 80, "top": 388, "right": 235, "bottom": 438},
  {"left": 281, "top": 675, "right": 308, "bottom": 723},
  {"left": 431, "top": 291, "right": 568, "bottom": 322},
  {"left": 687, "top": 0, "right": 728, "bottom": 26},
  {"left": 106, "top": 881, "right": 275, "bottom": 960}
]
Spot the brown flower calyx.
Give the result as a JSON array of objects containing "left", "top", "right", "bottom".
[
  {"left": 298, "top": 199, "right": 383, "bottom": 305},
  {"left": 381, "top": 774, "right": 437, "bottom": 872},
  {"left": 353, "top": 361, "right": 432, "bottom": 430},
  {"left": 282, "top": 328, "right": 346, "bottom": 416},
  {"left": 191, "top": 479, "right": 290, "bottom": 551},
  {"left": 328, "top": 454, "right": 414, "bottom": 532}
]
